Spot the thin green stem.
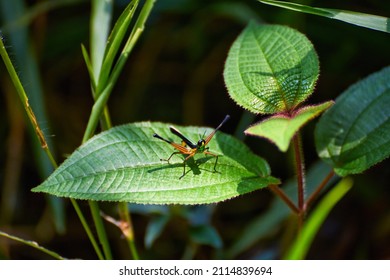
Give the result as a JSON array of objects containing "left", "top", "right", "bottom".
[
  {"left": 118, "top": 202, "right": 139, "bottom": 260},
  {"left": 0, "top": 37, "right": 52, "bottom": 158},
  {"left": 0, "top": 230, "right": 65, "bottom": 260},
  {"left": 70, "top": 199, "right": 104, "bottom": 260},
  {"left": 82, "top": 83, "right": 115, "bottom": 142},
  {"left": 89, "top": 201, "right": 112, "bottom": 259},
  {"left": 82, "top": 0, "right": 155, "bottom": 140},
  {"left": 285, "top": 177, "right": 353, "bottom": 259},
  {"left": 1, "top": 34, "right": 102, "bottom": 259},
  {"left": 80, "top": 0, "right": 155, "bottom": 259}
]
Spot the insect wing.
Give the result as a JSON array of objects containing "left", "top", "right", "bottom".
[{"left": 169, "top": 126, "right": 197, "bottom": 149}]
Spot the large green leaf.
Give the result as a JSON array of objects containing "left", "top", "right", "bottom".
[
  {"left": 315, "top": 66, "right": 390, "bottom": 176},
  {"left": 223, "top": 22, "right": 319, "bottom": 114},
  {"left": 245, "top": 101, "right": 333, "bottom": 152},
  {"left": 33, "top": 122, "right": 279, "bottom": 204},
  {"left": 259, "top": 0, "right": 390, "bottom": 33}
]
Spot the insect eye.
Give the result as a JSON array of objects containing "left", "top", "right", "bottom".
[{"left": 198, "top": 140, "right": 205, "bottom": 146}]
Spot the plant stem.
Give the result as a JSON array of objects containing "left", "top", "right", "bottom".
[
  {"left": 292, "top": 133, "right": 305, "bottom": 230},
  {"left": 305, "top": 170, "right": 335, "bottom": 210},
  {"left": 1, "top": 35, "right": 102, "bottom": 259},
  {"left": 83, "top": 0, "right": 155, "bottom": 141},
  {"left": 118, "top": 202, "right": 139, "bottom": 260},
  {"left": 0, "top": 37, "right": 52, "bottom": 158},
  {"left": 89, "top": 201, "right": 112, "bottom": 259},
  {"left": 285, "top": 177, "right": 353, "bottom": 259},
  {"left": 70, "top": 199, "right": 104, "bottom": 260},
  {"left": 0, "top": 230, "right": 65, "bottom": 260},
  {"left": 269, "top": 185, "right": 299, "bottom": 214},
  {"left": 79, "top": 1, "right": 155, "bottom": 259}
]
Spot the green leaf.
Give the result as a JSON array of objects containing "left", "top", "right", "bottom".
[
  {"left": 81, "top": 44, "right": 96, "bottom": 89},
  {"left": 315, "top": 66, "right": 390, "bottom": 176},
  {"left": 190, "top": 225, "right": 223, "bottom": 249},
  {"left": 33, "top": 122, "right": 279, "bottom": 204},
  {"left": 145, "top": 215, "right": 170, "bottom": 248},
  {"left": 223, "top": 22, "right": 319, "bottom": 114},
  {"left": 259, "top": 0, "right": 390, "bottom": 33},
  {"left": 285, "top": 177, "right": 353, "bottom": 259},
  {"left": 245, "top": 101, "right": 333, "bottom": 152}
]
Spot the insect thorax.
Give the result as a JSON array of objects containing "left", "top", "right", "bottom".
[{"left": 196, "top": 139, "right": 207, "bottom": 153}]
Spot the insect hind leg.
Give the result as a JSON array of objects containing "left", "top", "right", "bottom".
[
  {"left": 161, "top": 151, "right": 181, "bottom": 164},
  {"left": 204, "top": 151, "right": 219, "bottom": 173},
  {"left": 179, "top": 154, "right": 195, "bottom": 179}
]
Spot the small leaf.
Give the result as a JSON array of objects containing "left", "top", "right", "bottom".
[
  {"left": 315, "top": 66, "right": 390, "bottom": 176},
  {"left": 224, "top": 22, "right": 319, "bottom": 114},
  {"left": 259, "top": 0, "right": 390, "bottom": 33},
  {"left": 245, "top": 101, "right": 333, "bottom": 152},
  {"left": 145, "top": 215, "right": 170, "bottom": 248},
  {"left": 32, "top": 122, "right": 279, "bottom": 204},
  {"left": 190, "top": 225, "right": 223, "bottom": 249}
]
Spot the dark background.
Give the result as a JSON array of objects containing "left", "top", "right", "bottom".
[{"left": 0, "top": 0, "right": 389, "bottom": 259}]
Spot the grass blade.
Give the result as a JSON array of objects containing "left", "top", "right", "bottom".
[
  {"left": 0, "top": 230, "right": 65, "bottom": 260},
  {"left": 98, "top": 0, "right": 139, "bottom": 91},
  {"left": 259, "top": 0, "right": 390, "bottom": 33},
  {"left": 90, "top": 0, "right": 113, "bottom": 81}
]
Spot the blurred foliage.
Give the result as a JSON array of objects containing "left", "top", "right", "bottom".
[{"left": 0, "top": 0, "right": 389, "bottom": 259}]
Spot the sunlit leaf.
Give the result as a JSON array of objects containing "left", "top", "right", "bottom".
[
  {"left": 245, "top": 101, "right": 333, "bottom": 151},
  {"left": 33, "top": 122, "right": 279, "bottom": 204},
  {"left": 224, "top": 22, "right": 319, "bottom": 114}
]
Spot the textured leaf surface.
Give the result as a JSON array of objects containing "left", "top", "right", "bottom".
[
  {"left": 245, "top": 101, "right": 333, "bottom": 151},
  {"left": 33, "top": 122, "right": 278, "bottom": 204},
  {"left": 224, "top": 22, "right": 319, "bottom": 114},
  {"left": 315, "top": 66, "right": 390, "bottom": 176},
  {"left": 259, "top": 0, "right": 390, "bottom": 33}
]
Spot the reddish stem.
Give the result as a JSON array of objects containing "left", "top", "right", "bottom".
[
  {"left": 305, "top": 170, "right": 335, "bottom": 210},
  {"left": 293, "top": 133, "right": 305, "bottom": 212},
  {"left": 269, "top": 185, "right": 299, "bottom": 214},
  {"left": 292, "top": 133, "right": 305, "bottom": 233}
]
